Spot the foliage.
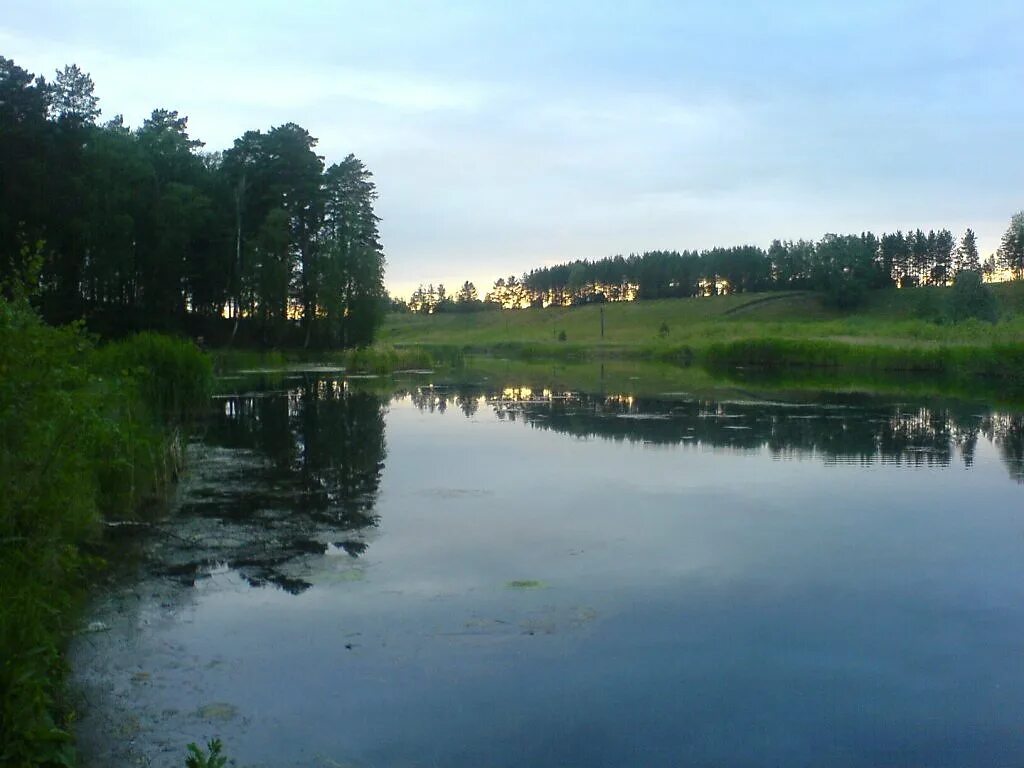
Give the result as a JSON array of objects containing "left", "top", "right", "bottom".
[
  {"left": 957, "top": 229, "right": 981, "bottom": 274},
  {"left": 343, "top": 345, "right": 433, "bottom": 374},
  {"left": 998, "top": 211, "right": 1024, "bottom": 280},
  {"left": 947, "top": 270, "right": 999, "bottom": 324},
  {"left": 185, "top": 738, "right": 228, "bottom": 768},
  {"left": 0, "top": 298, "right": 211, "bottom": 767},
  {"left": 0, "top": 55, "right": 386, "bottom": 348},
  {"left": 417, "top": 224, "right": 985, "bottom": 311},
  {"left": 90, "top": 332, "right": 212, "bottom": 422},
  {"left": 912, "top": 288, "right": 946, "bottom": 323}
]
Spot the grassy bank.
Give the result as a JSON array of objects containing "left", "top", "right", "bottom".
[
  {"left": 380, "top": 285, "right": 1024, "bottom": 380},
  {"left": 0, "top": 300, "right": 211, "bottom": 767}
]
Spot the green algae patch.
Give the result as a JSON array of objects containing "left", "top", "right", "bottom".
[{"left": 506, "top": 579, "right": 547, "bottom": 590}]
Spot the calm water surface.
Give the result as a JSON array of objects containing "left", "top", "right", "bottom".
[{"left": 72, "top": 373, "right": 1024, "bottom": 767}]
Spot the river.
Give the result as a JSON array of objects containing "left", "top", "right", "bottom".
[{"left": 70, "top": 369, "right": 1024, "bottom": 767}]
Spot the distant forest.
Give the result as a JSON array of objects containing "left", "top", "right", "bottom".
[
  {"left": 406, "top": 218, "right": 1024, "bottom": 314},
  {"left": 0, "top": 56, "right": 386, "bottom": 347}
]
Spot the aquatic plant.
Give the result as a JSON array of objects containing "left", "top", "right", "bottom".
[{"left": 185, "top": 738, "right": 228, "bottom": 768}]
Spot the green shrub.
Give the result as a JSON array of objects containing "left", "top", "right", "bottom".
[
  {"left": 0, "top": 300, "right": 213, "bottom": 767},
  {"left": 948, "top": 270, "right": 999, "bottom": 324}
]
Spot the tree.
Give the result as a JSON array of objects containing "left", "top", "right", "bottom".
[
  {"left": 453, "top": 280, "right": 483, "bottom": 312},
  {"left": 928, "top": 229, "right": 955, "bottom": 286},
  {"left": 982, "top": 254, "right": 996, "bottom": 283},
  {"left": 956, "top": 229, "right": 980, "bottom": 274},
  {"left": 997, "top": 212, "right": 1024, "bottom": 280},
  {"left": 880, "top": 231, "right": 908, "bottom": 287},
  {"left": 456, "top": 281, "right": 478, "bottom": 303},
  {"left": 49, "top": 64, "right": 99, "bottom": 124},
  {"left": 0, "top": 57, "right": 51, "bottom": 292},
  {"left": 320, "top": 154, "right": 386, "bottom": 345},
  {"left": 812, "top": 234, "right": 872, "bottom": 309},
  {"left": 0, "top": 55, "right": 388, "bottom": 345}
]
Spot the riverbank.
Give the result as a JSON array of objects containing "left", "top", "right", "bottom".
[
  {"left": 0, "top": 299, "right": 211, "bottom": 767},
  {"left": 378, "top": 285, "right": 1024, "bottom": 385}
]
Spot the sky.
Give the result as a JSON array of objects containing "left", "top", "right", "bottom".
[{"left": 3, "top": 1, "right": 1023, "bottom": 299}]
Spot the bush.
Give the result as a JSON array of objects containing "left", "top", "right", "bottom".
[
  {"left": 0, "top": 300, "right": 212, "bottom": 766},
  {"left": 948, "top": 270, "right": 999, "bottom": 324}
]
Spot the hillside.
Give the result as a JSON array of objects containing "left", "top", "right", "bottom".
[{"left": 381, "top": 284, "right": 1024, "bottom": 351}]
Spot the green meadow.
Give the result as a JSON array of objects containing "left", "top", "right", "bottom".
[{"left": 379, "top": 284, "right": 1024, "bottom": 380}]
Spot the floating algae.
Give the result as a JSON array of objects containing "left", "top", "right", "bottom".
[{"left": 506, "top": 579, "right": 546, "bottom": 590}]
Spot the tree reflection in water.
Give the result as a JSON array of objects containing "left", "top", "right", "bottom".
[
  {"left": 149, "top": 378, "right": 1024, "bottom": 596},
  {"left": 400, "top": 384, "right": 1024, "bottom": 481},
  {"left": 158, "top": 375, "right": 387, "bottom": 593}
]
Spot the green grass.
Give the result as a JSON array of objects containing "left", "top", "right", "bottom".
[{"left": 380, "top": 285, "right": 1024, "bottom": 376}]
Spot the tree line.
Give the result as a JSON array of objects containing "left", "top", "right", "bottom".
[
  {"left": 401, "top": 219, "right": 1024, "bottom": 314},
  {"left": 0, "top": 56, "right": 387, "bottom": 346}
]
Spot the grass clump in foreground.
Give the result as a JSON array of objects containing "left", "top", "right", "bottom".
[{"left": 0, "top": 298, "right": 211, "bottom": 767}]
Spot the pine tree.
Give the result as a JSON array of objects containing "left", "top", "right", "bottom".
[
  {"left": 997, "top": 212, "right": 1024, "bottom": 280},
  {"left": 49, "top": 64, "right": 99, "bottom": 124},
  {"left": 956, "top": 229, "right": 980, "bottom": 274}
]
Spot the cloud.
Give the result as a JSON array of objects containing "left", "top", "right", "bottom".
[{"left": 3, "top": 0, "right": 1023, "bottom": 298}]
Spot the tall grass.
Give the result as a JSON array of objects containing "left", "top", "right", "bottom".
[
  {"left": 92, "top": 332, "right": 213, "bottom": 422},
  {"left": 342, "top": 345, "right": 434, "bottom": 374},
  {"left": 0, "top": 301, "right": 211, "bottom": 767}
]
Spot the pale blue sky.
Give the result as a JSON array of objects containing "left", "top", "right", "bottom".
[{"left": 4, "top": 1, "right": 1022, "bottom": 297}]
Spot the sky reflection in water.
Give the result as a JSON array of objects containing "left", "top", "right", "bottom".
[{"left": 74, "top": 377, "right": 1024, "bottom": 768}]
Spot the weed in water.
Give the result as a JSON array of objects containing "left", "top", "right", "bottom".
[{"left": 185, "top": 738, "right": 228, "bottom": 768}]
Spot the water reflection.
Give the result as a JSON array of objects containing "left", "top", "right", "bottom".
[
  {"left": 401, "top": 385, "right": 1024, "bottom": 480},
  {"left": 151, "top": 379, "right": 1024, "bottom": 596},
  {"left": 159, "top": 375, "right": 387, "bottom": 593},
  {"left": 74, "top": 375, "right": 1024, "bottom": 768}
]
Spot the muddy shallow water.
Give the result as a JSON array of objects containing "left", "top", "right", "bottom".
[{"left": 71, "top": 374, "right": 1024, "bottom": 767}]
